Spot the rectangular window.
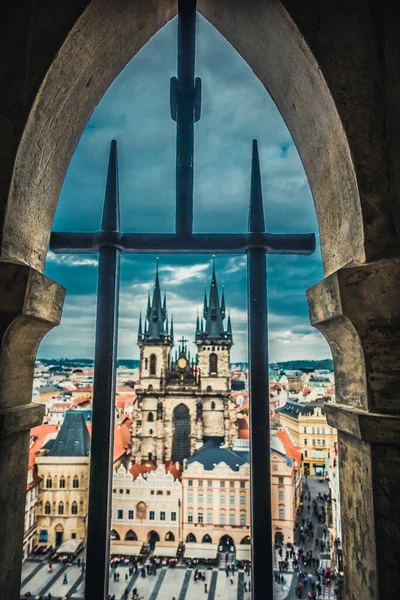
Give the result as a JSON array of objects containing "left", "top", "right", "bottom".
[
  {"left": 149, "top": 510, "right": 155, "bottom": 521},
  {"left": 188, "top": 512, "right": 193, "bottom": 523},
  {"left": 198, "top": 493, "right": 203, "bottom": 504},
  {"left": 322, "top": 428, "right": 325, "bottom": 434},
  {"left": 198, "top": 512, "right": 203, "bottom": 523},
  {"left": 313, "top": 439, "right": 316, "bottom": 446},
  {"left": 305, "top": 450, "right": 308, "bottom": 457},
  {"left": 207, "top": 480, "right": 212, "bottom": 488},
  {"left": 303, "top": 427, "right": 307, "bottom": 433},
  {"left": 278, "top": 477, "right": 284, "bottom": 484},
  {"left": 171, "top": 512, "right": 177, "bottom": 522},
  {"left": 188, "top": 493, "right": 193, "bottom": 504},
  {"left": 188, "top": 480, "right": 193, "bottom": 487},
  {"left": 198, "top": 480, "right": 203, "bottom": 487},
  {"left": 220, "top": 513, "right": 226, "bottom": 525},
  {"left": 230, "top": 481, "right": 235, "bottom": 488},
  {"left": 240, "top": 481, "right": 245, "bottom": 489},
  {"left": 220, "top": 495, "right": 225, "bottom": 505},
  {"left": 322, "top": 439, "right": 326, "bottom": 446},
  {"left": 229, "top": 495, "right": 235, "bottom": 506},
  {"left": 240, "top": 495, "right": 245, "bottom": 506},
  {"left": 207, "top": 494, "right": 212, "bottom": 505},
  {"left": 117, "top": 509, "right": 123, "bottom": 520},
  {"left": 304, "top": 438, "right": 307, "bottom": 445},
  {"left": 312, "top": 428, "right": 315, "bottom": 434},
  {"left": 229, "top": 513, "right": 235, "bottom": 525},
  {"left": 220, "top": 481, "right": 225, "bottom": 488},
  {"left": 119, "top": 489, "right": 123, "bottom": 494},
  {"left": 128, "top": 510, "right": 134, "bottom": 520},
  {"left": 279, "top": 509, "right": 285, "bottom": 520},
  {"left": 160, "top": 511, "right": 166, "bottom": 521},
  {"left": 240, "top": 514, "right": 246, "bottom": 526},
  {"left": 207, "top": 512, "right": 213, "bottom": 524},
  {"left": 279, "top": 491, "right": 284, "bottom": 501}
]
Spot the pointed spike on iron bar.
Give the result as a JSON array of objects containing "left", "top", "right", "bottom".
[
  {"left": 248, "top": 139, "right": 266, "bottom": 233},
  {"left": 101, "top": 139, "right": 120, "bottom": 233}
]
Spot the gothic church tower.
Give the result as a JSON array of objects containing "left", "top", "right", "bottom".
[{"left": 132, "top": 260, "right": 238, "bottom": 466}]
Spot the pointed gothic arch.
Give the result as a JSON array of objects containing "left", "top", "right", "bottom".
[
  {"left": 209, "top": 353, "right": 218, "bottom": 375},
  {"left": 125, "top": 530, "right": 138, "bottom": 541},
  {"left": 150, "top": 354, "right": 157, "bottom": 375},
  {"left": 165, "top": 531, "right": 175, "bottom": 542},
  {"left": 186, "top": 533, "right": 196, "bottom": 543},
  {"left": 171, "top": 403, "right": 191, "bottom": 463}
]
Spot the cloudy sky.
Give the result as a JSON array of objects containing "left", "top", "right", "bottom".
[{"left": 41, "top": 14, "right": 330, "bottom": 363}]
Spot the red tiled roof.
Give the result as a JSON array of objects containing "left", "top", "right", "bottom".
[
  {"left": 276, "top": 428, "right": 302, "bottom": 463},
  {"left": 29, "top": 424, "right": 59, "bottom": 469}
]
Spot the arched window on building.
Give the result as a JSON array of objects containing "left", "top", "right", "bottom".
[
  {"left": 125, "top": 530, "right": 138, "bottom": 541},
  {"left": 59, "top": 476, "right": 65, "bottom": 488},
  {"left": 58, "top": 502, "right": 64, "bottom": 515},
  {"left": 46, "top": 477, "right": 52, "bottom": 489},
  {"left": 71, "top": 502, "right": 78, "bottom": 515},
  {"left": 73, "top": 476, "right": 79, "bottom": 489},
  {"left": 111, "top": 529, "right": 120, "bottom": 541},
  {"left": 209, "top": 353, "right": 218, "bottom": 375},
  {"left": 147, "top": 412, "right": 154, "bottom": 422},
  {"left": 150, "top": 354, "right": 157, "bottom": 375},
  {"left": 45, "top": 502, "right": 51, "bottom": 515},
  {"left": 165, "top": 531, "right": 175, "bottom": 542},
  {"left": 186, "top": 533, "right": 196, "bottom": 543}
]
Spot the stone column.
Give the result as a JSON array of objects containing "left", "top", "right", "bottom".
[
  {"left": 0, "top": 262, "right": 64, "bottom": 600},
  {"left": 307, "top": 258, "right": 400, "bottom": 600}
]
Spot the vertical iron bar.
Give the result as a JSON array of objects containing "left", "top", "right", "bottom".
[
  {"left": 247, "top": 139, "right": 273, "bottom": 599},
  {"left": 85, "top": 248, "right": 120, "bottom": 600},
  {"left": 85, "top": 140, "right": 120, "bottom": 600},
  {"left": 175, "top": 0, "right": 197, "bottom": 235},
  {"left": 247, "top": 249, "right": 273, "bottom": 600}
]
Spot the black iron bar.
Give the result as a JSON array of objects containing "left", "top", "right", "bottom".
[
  {"left": 247, "top": 141, "right": 273, "bottom": 599},
  {"left": 84, "top": 141, "right": 120, "bottom": 600},
  {"left": 50, "top": 231, "right": 315, "bottom": 255},
  {"left": 171, "top": 0, "right": 201, "bottom": 235}
]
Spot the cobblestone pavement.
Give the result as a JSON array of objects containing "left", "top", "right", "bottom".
[
  {"left": 282, "top": 477, "right": 337, "bottom": 600},
  {"left": 20, "top": 561, "right": 253, "bottom": 600},
  {"left": 20, "top": 478, "right": 337, "bottom": 600}
]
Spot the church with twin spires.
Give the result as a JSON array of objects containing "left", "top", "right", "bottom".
[{"left": 131, "top": 259, "right": 238, "bottom": 465}]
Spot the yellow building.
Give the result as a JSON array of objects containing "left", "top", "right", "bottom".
[
  {"left": 36, "top": 411, "right": 90, "bottom": 548},
  {"left": 276, "top": 400, "right": 337, "bottom": 476}
]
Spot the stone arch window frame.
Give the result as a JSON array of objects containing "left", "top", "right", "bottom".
[
  {"left": 71, "top": 501, "right": 78, "bottom": 515},
  {"left": 59, "top": 476, "right": 66, "bottom": 489},
  {"left": 14, "top": 0, "right": 368, "bottom": 597},
  {"left": 44, "top": 501, "right": 51, "bottom": 515},
  {"left": 46, "top": 477, "right": 52, "bottom": 489},
  {"left": 72, "top": 475, "right": 79, "bottom": 489},
  {"left": 149, "top": 354, "right": 157, "bottom": 376},
  {"left": 209, "top": 353, "right": 218, "bottom": 376},
  {"left": 58, "top": 501, "right": 64, "bottom": 515}
]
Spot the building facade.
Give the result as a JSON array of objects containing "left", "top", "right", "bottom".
[
  {"left": 111, "top": 464, "right": 182, "bottom": 549},
  {"left": 132, "top": 261, "right": 237, "bottom": 465},
  {"left": 36, "top": 412, "right": 90, "bottom": 548},
  {"left": 181, "top": 441, "right": 251, "bottom": 551},
  {"left": 276, "top": 401, "right": 337, "bottom": 475}
]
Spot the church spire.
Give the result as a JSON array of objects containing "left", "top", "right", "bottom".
[
  {"left": 204, "top": 256, "right": 224, "bottom": 339},
  {"left": 170, "top": 315, "right": 174, "bottom": 341},
  {"left": 140, "top": 259, "right": 171, "bottom": 342},
  {"left": 221, "top": 284, "right": 226, "bottom": 319},
  {"left": 227, "top": 312, "right": 232, "bottom": 336}
]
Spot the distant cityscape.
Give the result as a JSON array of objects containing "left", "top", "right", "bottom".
[{"left": 22, "top": 265, "right": 341, "bottom": 598}]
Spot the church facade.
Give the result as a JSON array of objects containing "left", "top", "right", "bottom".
[{"left": 132, "top": 260, "right": 238, "bottom": 465}]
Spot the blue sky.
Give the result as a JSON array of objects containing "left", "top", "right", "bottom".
[{"left": 41, "top": 14, "right": 330, "bottom": 363}]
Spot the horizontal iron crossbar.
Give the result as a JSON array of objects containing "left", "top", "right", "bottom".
[{"left": 50, "top": 231, "right": 315, "bottom": 255}]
